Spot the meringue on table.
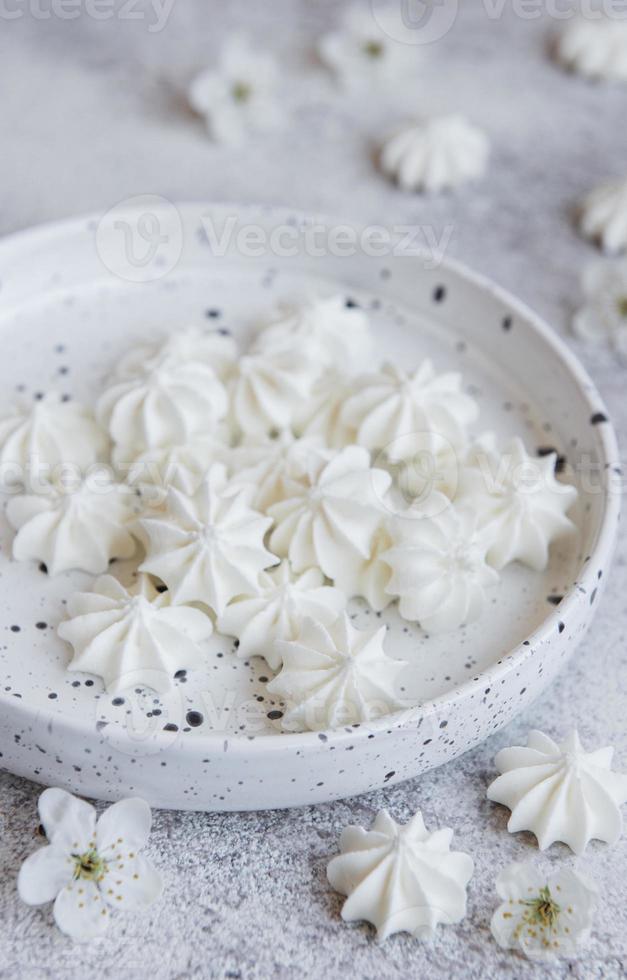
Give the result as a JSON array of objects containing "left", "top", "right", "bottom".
[
  {"left": 327, "top": 809, "right": 474, "bottom": 941},
  {"left": 487, "top": 729, "right": 627, "bottom": 853},
  {"left": 267, "top": 613, "right": 405, "bottom": 731},
  {"left": 555, "top": 16, "right": 627, "bottom": 82},
  {"left": 59, "top": 574, "right": 213, "bottom": 694},
  {"left": 381, "top": 115, "right": 489, "bottom": 194},
  {"left": 579, "top": 176, "right": 627, "bottom": 254}
]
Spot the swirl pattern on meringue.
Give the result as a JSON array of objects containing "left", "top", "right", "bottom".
[
  {"left": 268, "top": 445, "right": 391, "bottom": 579},
  {"left": 487, "top": 729, "right": 627, "bottom": 854},
  {"left": 267, "top": 614, "right": 405, "bottom": 731},
  {"left": 58, "top": 574, "right": 213, "bottom": 694},
  {"left": 381, "top": 115, "right": 489, "bottom": 193},
  {"left": 340, "top": 361, "right": 479, "bottom": 455},
  {"left": 580, "top": 176, "right": 627, "bottom": 254},
  {"left": 555, "top": 16, "right": 627, "bottom": 82},
  {"left": 456, "top": 437, "right": 577, "bottom": 571},
  {"left": 327, "top": 809, "right": 474, "bottom": 941},
  {"left": 384, "top": 504, "right": 499, "bottom": 632},
  {"left": 228, "top": 430, "right": 325, "bottom": 512},
  {"left": 7, "top": 470, "right": 136, "bottom": 576},
  {"left": 138, "top": 463, "right": 277, "bottom": 615},
  {"left": 217, "top": 561, "right": 347, "bottom": 670},
  {"left": 255, "top": 295, "right": 373, "bottom": 373},
  {"left": 0, "top": 393, "right": 108, "bottom": 489}
]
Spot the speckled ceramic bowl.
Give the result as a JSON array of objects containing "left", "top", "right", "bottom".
[{"left": 0, "top": 202, "right": 619, "bottom": 811}]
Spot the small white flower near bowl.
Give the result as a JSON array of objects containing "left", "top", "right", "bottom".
[
  {"left": 573, "top": 259, "right": 627, "bottom": 359},
  {"left": 555, "top": 16, "right": 627, "bottom": 82},
  {"left": 188, "top": 36, "right": 284, "bottom": 145},
  {"left": 327, "top": 808, "right": 474, "bottom": 941},
  {"left": 18, "top": 788, "right": 162, "bottom": 942},
  {"left": 487, "top": 729, "right": 627, "bottom": 853},
  {"left": 491, "top": 863, "right": 597, "bottom": 961},
  {"left": 580, "top": 176, "right": 627, "bottom": 254},
  {"left": 318, "top": 4, "right": 418, "bottom": 90},
  {"left": 380, "top": 116, "right": 489, "bottom": 194}
]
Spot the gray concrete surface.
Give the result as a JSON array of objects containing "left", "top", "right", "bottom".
[{"left": 1, "top": 2, "right": 627, "bottom": 977}]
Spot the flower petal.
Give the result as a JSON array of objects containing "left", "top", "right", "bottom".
[
  {"left": 17, "top": 845, "right": 74, "bottom": 905},
  {"left": 38, "top": 788, "right": 96, "bottom": 852},
  {"left": 53, "top": 880, "right": 110, "bottom": 942},
  {"left": 101, "top": 855, "right": 163, "bottom": 910},
  {"left": 96, "top": 798, "right": 153, "bottom": 856}
]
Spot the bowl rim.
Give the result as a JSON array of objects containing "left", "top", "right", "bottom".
[{"left": 0, "top": 201, "right": 620, "bottom": 756}]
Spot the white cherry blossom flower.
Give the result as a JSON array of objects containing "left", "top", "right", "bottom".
[
  {"left": 189, "top": 36, "right": 284, "bottom": 145},
  {"left": 318, "top": 5, "right": 418, "bottom": 90},
  {"left": 18, "top": 788, "right": 162, "bottom": 942},
  {"left": 491, "top": 862, "right": 597, "bottom": 961},
  {"left": 573, "top": 259, "right": 627, "bottom": 361}
]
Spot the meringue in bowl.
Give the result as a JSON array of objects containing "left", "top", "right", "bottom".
[{"left": 0, "top": 204, "right": 618, "bottom": 811}]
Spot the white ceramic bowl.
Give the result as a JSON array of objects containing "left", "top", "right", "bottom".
[{"left": 0, "top": 202, "right": 619, "bottom": 811}]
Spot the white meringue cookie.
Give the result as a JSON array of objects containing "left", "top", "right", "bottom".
[
  {"left": 7, "top": 470, "right": 136, "bottom": 576},
  {"left": 384, "top": 505, "right": 499, "bottom": 632},
  {"left": 0, "top": 393, "right": 108, "bottom": 490},
  {"left": 340, "top": 361, "right": 479, "bottom": 454},
  {"left": 268, "top": 445, "right": 391, "bottom": 579},
  {"left": 487, "top": 730, "right": 627, "bottom": 854},
  {"left": 58, "top": 574, "right": 213, "bottom": 694},
  {"left": 138, "top": 463, "right": 277, "bottom": 615},
  {"left": 456, "top": 437, "right": 577, "bottom": 571},
  {"left": 117, "top": 432, "right": 232, "bottom": 503},
  {"left": 228, "top": 430, "right": 325, "bottom": 512},
  {"left": 327, "top": 809, "right": 474, "bottom": 941},
  {"left": 217, "top": 562, "right": 347, "bottom": 670},
  {"left": 381, "top": 115, "right": 489, "bottom": 193},
  {"left": 580, "top": 176, "right": 627, "bottom": 254},
  {"left": 267, "top": 614, "right": 406, "bottom": 732},
  {"left": 113, "top": 327, "right": 237, "bottom": 382},
  {"left": 556, "top": 16, "right": 627, "bottom": 82},
  {"left": 98, "top": 363, "right": 227, "bottom": 452},
  {"left": 255, "top": 296, "right": 373, "bottom": 373},
  {"left": 331, "top": 524, "right": 394, "bottom": 612},
  {"left": 228, "top": 347, "right": 318, "bottom": 438},
  {"left": 293, "top": 371, "right": 358, "bottom": 449}
]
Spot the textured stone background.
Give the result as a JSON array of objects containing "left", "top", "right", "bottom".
[{"left": 1, "top": 2, "right": 627, "bottom": 977}]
